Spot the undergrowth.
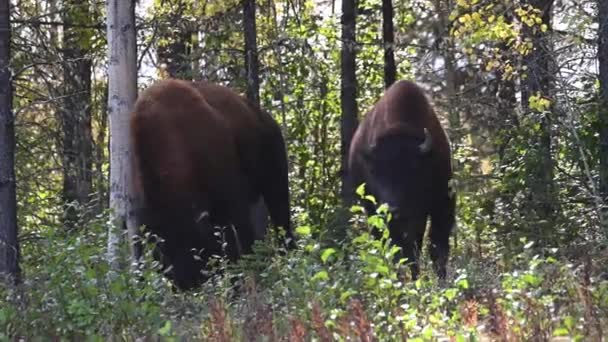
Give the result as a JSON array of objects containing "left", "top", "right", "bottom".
[{"left": 1, "top": 200, "right": 607, "bottom": 341}]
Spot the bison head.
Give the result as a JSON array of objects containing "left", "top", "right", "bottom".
[{"left": 361, "top": 127, "right": 433, "bottom": 218}]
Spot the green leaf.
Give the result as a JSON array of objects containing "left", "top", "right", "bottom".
[
  {"left": 158, "top": 320, "right": 172, "bottom": 336},
  {"left": 312, "top": 270, "right": 329, "bottom": 282},
  {"left": 321, "top": 248, "right": 336, "bottom": 263},
  {"left": 0, "top": 308, "right": 8, "bottom": 323},
  {"left": 553, "top": 328, "right": 569, "bottom": 337},
  {"left": 367, "top": 216, "right": 385, "bottom": 229},
  {"left": 422, "top": 325, "right": 434, "bottom": 340},
  {"left": 457, "top": 278, "right": 469, "bottom": 289},
  {"left": 350, "top": 204, "right": 366, "bottom": 214},
  {"left": 356, "top": 183, "right": 366, "bottom": 197},
  {"left": 444, "top": 288, "right": 459, "bottom": 301},
  {"left": 295, "top": 225, "right": 312, "bottom": 236},
  {"left": 523, "top": 273, "right": 542, "bottom": 286},
  {"left": 340, "top": 289, "right": 356, "bottom": 303},
  {"left": 364, "top": 195, "right": 377, "bottom": 205},
  {"left": 375, "top": 264, "right": 389, "bottom": 275}
]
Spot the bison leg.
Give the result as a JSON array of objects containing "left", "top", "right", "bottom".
[
  {"left": 148, "top": 210, "right": 214, "bottom": 291},
  {"left": 391, "top": 216, "right": 426, "bottom": 280},
  {"left": 257, "top": 133, "right": 295, "bottom": 249},
  {"left": 429, "top": 193, "right": 456, "bottom": 280},
  {"left": 250, "top": 196, "right": 269, "bottom": 241},
  {"left": 224, "top": 191, "right": 259, "bottom": 259},
  {"left": 161, "top": 235, "right": 208, "bottom": 290}
]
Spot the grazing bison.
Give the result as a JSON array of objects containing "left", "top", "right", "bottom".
[
  {"left": 130, "top": 79, "right": 294, "bottom": 290},
  {"left": 348, "top": 80, "right": 455, "bottom": 280}
]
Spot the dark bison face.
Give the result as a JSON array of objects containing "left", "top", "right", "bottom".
[{"left": 362, "top": 128, "right": 433, "bottom": 218}]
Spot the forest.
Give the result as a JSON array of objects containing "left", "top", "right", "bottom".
[{"left": 0, "top": 0, "right": 607, "bottom": 340}]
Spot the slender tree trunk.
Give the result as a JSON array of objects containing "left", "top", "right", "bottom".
[
  {"left": 61, "top": 0, "right": 93, "bottom": 229},
  {"left": 598, "top": 0, "right": 608, "bottom": 235},
  {"left": 94, "top": 83, "right": 109, "bottom": 214},
  {"left": 340, "top": 0, "right": 358, "bottom": 206},
  {"left": 0, "top": 0, "right": 20, "bottom": 283},
  {"left": 270, "top": 0, "right": 288, "bottom": 133},
  {"left": 443, "top": 46, "right": 460, "bottom": 144},
  {"left": 106, "top": 0, "right": 140, "bottom": 269},
  {"left": 191, "top": 32, "right": 200, "bottom": 81},
  {"left": 495, "top": 12, "right": 518, "bottom": 136},
  {"left": 431, "top": 0, "right": 460, "bottom": 144},
  {"left": 243, "top": 0, "right": 260, "bottom": 107},
  {"left": 496, "top": 73, "right": 517, "bottom": 160},
  {"left": 48, "top": 0, "right": 59, "bottom": 46},
  {"left": 431, "top": 0, "right": 460, "bottom": 249},
  {"left": 382, "top": 0, "right": 396, "bottom": 88},
  {"left": 521, "top": 0, "right": 555, "bottom": 223}
]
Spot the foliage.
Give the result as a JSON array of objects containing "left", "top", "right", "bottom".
[
  {"left": 5, "top": 0, "right": 608, "bottom": 339},
  {"left": 1, "top": 198, "right": 607, "bottom": 340}
]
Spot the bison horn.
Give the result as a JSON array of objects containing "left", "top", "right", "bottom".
[{"left": 418, "top": 128, "right": 433, "bottom": 154}]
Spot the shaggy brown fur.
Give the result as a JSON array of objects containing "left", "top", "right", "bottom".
[
  {"left": 348, "top": 80, "right": 455, "bottom": 280},
  {"left": 130, "top": 79, "right": 293, "bottom": 290}
]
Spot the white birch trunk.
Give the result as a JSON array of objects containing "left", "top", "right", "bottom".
[{"left": 106, "top": 0, "right": 138, "bottom": 270}]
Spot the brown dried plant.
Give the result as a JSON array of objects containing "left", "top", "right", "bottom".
[
  {"left": 208, "top": 298, "right": 232, "bottom": 342},
  {"left": 461, "top": 298, "right": 479, "bottom": 329},
  {"left": 287, "top": 316, "right": 307, "bottom": 342},
  {"left": 311, "top": 301, "right": 333, "bottom": 342},
  {"left": 486, "top": 293, "right": 510, "bottom": 342},
  {"left": 348, "top": 299, "right": 375, "bottom": 342}
]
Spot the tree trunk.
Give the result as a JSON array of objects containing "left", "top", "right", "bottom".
[
  {"left": 106, "top": 0, "right": 140, "bottom": 269},
  {"left": 243, "top": 0, "right": 260, "bottom": 107},
  {"left": 432, "top": 0, "right": 460, "bottom": 249},
  {"left": 382, "top": 0, "right": 396, "bottom": 88},
  {"left": 0, "top": 0, "right": 20, "bottom": 283},
  {"left": 521, "top": 0, "right": 555, "bottom": 223},
  {"left": 431, "top": 0, "right": 460, "bottom": 143},
  {"left": 61, "top": 0, "right": 93, "bottom": 229},
  {"left": 191, "top": 32, "right": 200, "bottom": 81},
  {"left": 270, "top": 0, "right": 288, "bottom": 133},
  {"left": 340, "top": 0, "right": 358, "bottom": 207},
  {"left": 495, "top": 10, "right": 518, "bottom": 136},
  {"left": 598, "top": 0, "right": 608, "bottom": 235},
  {"left": 94, "top": 83, "right": 109, "bottom": 214}
]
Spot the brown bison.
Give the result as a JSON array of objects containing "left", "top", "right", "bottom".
[
  {"left": 348, "top": 80, "right": 455, "bottom": 280},
  {"left": 130, "top": 79, "right": 294, "bottom": 290}
]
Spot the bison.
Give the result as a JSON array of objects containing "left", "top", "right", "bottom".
[
  {"left": 348, "top": 80, "right": 456, "bottom": 280},
  {"left": 130, "top": 78, "right": 294, "bottom": 290}
]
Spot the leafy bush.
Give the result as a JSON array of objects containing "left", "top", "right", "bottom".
[{"left": 2, "top": 197, "right": 606, "bottom": 340}]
